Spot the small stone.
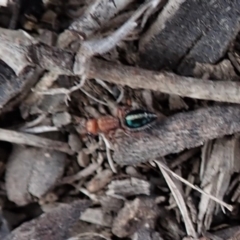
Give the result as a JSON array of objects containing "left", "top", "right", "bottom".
[
  {"left": 68, "top": 133, "right": 83, "bottom": 152},
  {"left": 52, "top": 112, "right": 71, "bottom": 127},
  {"left": 5, "top": 145, "right": 66, "bottom": 206},
  {"left": 77, "top": 150, "right": 90, "bottom": 167}
]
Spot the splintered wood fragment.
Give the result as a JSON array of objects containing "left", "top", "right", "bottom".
[
  {"left": 106, "top": 178, "right": 151, "bottom": 197},
  {"left": 201, "top": 137, "right": 240, "bottom": 188},
  {"left": 113, "top": 105, "right": 240, "bottom": 165},
  {"left": 3, "top": 200, "right": 92, "bottom": 240},
  {"left": 157, "top": 160, "right": 197, "bottom": 238},
  {"left": 198, "top": 136, "right": 240, "bottom": 232},
  {"left": 154, "top": 160, "right": 233, "bottom": 211},
  {"left": 0, "top": 128, "right": 74, "bottom": 155}
]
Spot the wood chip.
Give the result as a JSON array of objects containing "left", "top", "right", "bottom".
[
  {"left": 107, "top": 177, "right": 151, "bottom": 197},
  {"left": 80, "top": 208, "right": 113, "bottom": 227}
]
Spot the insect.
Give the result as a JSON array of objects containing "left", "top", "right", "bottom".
[
  {"left": 86, "top": 115, "right": 120, "bottom": 136},
  {"left": 122, "top": 109, "right": 158, "bottom": 131},
  {"left": 85, "top": 107, "right": 158, "bottom": 136}
]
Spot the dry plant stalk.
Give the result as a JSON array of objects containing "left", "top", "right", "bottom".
[{"left": 0, "top": 128, "right": 73, "bottom": 155}]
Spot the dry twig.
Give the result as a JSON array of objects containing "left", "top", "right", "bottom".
[
  {"left": 1, "top": 27, "right": 240, "bottom": 104},
  {"left": 0, "top": 128, "right": 73, "bottom": 155}
]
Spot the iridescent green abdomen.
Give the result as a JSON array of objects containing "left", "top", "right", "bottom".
[{"left": 124, "top": 109, "right": 157, "bottom": 129}]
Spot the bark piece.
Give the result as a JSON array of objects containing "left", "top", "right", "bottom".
[
  {"left": 3, "top": 200, "right": 91, "bottom": 240},
  {"left": 113, "top": 105, "right": 240, "bottom": 165},
  {"left": 0, "top": 61, "right": 43, "bottom": 114},
  {"left": 138, "top": 0, "right": 240, "bottom": 75},
  {"left": 5, "top": 145, "right": 66, "bottom": 205}
]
